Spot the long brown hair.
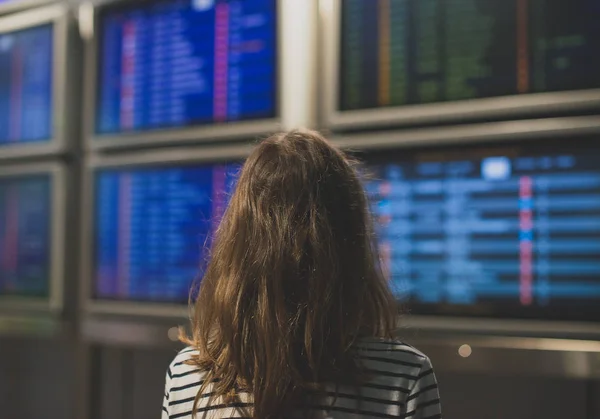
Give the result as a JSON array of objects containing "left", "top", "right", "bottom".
[{"left": 182, "top": 130, "right": 398, "bottom": 418}]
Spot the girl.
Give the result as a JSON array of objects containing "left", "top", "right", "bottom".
[{"left": 162, "top": 130, "right": 441, "bottom": 419}]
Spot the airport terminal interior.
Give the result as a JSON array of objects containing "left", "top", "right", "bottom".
[{"left": 1, "top": 0, "right": 600, "bottom": 418}]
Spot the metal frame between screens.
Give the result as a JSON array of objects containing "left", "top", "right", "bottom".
[
  {"left": 0, "top": 162, "right": 66, "bottom": 314},
  {"left": 80, "top": 143, "right": 255, "bottom": 318},
  {"left": 82, "top": 0, "right": 283, "bottom": 151},
  {"left": 320, "top": 0, "right": 600, "bottom": 132},
  {"left": 0, "top": 0, "right": 56, "bottom": 16},
  {"left": 0, "top": 4, "right": 71, "bottom": 160},
  {"left": 329, "top": 116, "right": 600, "bottom": 151}
]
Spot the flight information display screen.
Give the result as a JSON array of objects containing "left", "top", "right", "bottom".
[
  {"left": 340, "top": 0, "right": 600, "bottom": 111},
  {"left": 366, "top": 140, "right": 600, "bottom": 321},
  {"left": 0, "top": 174, "right": 52, "bottom": 298},
  {"left": 0, "top": 24, "right": 53, "bottom": 145},
  {"left": 92, "top": 141, "right": 600, "bottom": 320},
  {"left": 96, "top": 0, "right": 277, "bottom": 135},
  {"left": 94, "top": 162, "right": 240, "bottom": 303}
]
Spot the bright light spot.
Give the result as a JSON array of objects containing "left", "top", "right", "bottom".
[
  {"left": 482, "top": 157, "right": 511, "bottom": 181},
  {"left": 458, "top": 344, "right": 472, "bottom": 358},
  {"left": 167, "top": 327, "right": 179, "bottom": 342},
  {"left": 192, "top": 0, "right": 214, "bottom": 12}
]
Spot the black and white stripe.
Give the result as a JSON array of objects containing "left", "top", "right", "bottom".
[{"left": 162, "top": 337, "right": 441, "bottom": 418}]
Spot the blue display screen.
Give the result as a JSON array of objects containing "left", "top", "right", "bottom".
[
  {"left": 0, "top": 174, "right": 52, "bottom": 297},
  {"left": 366, "top": 141, "right": 600, "bottom": 321},
  {"left": 94, "top": 162, "right": 240, "bottom": 302},
  {"left": 92, "top": 141, "right": 600, "bottom": 321},
  {"left": 0, "top": 24, "right": 53, "bottom": 145},
  {"left": 96, "top": 0, "right": 277, "bottom": 135}
]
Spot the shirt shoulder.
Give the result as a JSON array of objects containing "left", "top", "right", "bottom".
[
  {"left": 354, "top": 336, "right": 429, "bottom": 364},
  {"left": 167, "top": 346, "right": 202, "bottom": 377},
  {"left": 165, "top": 347, "right": 207, "bottom": 407},
  {"left": 353, "top": 337, "right": 441, "bottom": 418},
  {"left": 353, "top": 337, "right": 434, "bottom": 395},
  {"left": 164, "top": 347, "right": 252, "bottom": 419}
]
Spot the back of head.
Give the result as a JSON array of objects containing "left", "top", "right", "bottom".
[{"left": 185, "top": 130, "right": 398, "bottom": 418}]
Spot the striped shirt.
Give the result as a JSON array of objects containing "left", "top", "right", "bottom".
[{"left": 162, "top": 337, "right": 441, "bottom": 419}]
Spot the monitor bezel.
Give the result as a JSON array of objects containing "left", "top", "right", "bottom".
[
  {"left": 81, "top": 143, "right": 255, "bottom": 318},
  {"left": 0, "top": 0, "right": 55, "bottom": 16},
  {"left": 0, "top": 4, "right": 71, "bottom": 160},
  {"left": 0, "top": 162, "right": 66, "bottom": 314},
  {"left": 329, "top": 116, "right": 600, "bottom": 151},
  {"left": 320, "top": 0, "right": 600, "bottom": 132},
  {"left": 83, "top": 0, "right": 283, "bottom": 151}
]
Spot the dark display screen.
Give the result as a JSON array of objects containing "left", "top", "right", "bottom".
[
  {"left": 96, "top": 0, "right": 277, "bottom": 135},
  {"left": 0, "top": 174, "right": 51, "bottom": 297},
  {"left": 94, "top": 162, "right": 240, "bottom": 302},
  {"left": 0, "top": 24, "right": 53, "bottom": 145},
  {"left": 366, "top": 140, "right": 600, "bottom": 321},
  {"left": 340, "top": 0, "right": 600, "bottom": 111}
]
